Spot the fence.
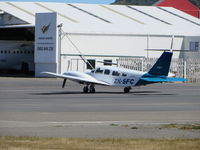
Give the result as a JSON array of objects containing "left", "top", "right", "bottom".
[{"left": 118, "top": 57, "right": 200, "bottom": 83}]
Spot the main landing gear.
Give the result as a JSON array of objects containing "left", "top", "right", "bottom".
[
  {"left": 83, "top": 84, "right": 95, "bottom": 93},
  {"left": 124, "top": 87, "right": 131, "bottom": 93}
]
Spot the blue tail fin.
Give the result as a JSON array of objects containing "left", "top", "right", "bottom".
[{"left": 148, "top": 51, "right": 173, "bottom": 76}]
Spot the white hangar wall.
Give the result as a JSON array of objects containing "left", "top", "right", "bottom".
[
  {"left": 60, "top": 33, "right": 184, "bottom": 73},
  {"left": 182, "top": 36, "right": 200, "bottom": 59},
  {"left": 0, "top": 2, "right": 200, "bottom": 76}
]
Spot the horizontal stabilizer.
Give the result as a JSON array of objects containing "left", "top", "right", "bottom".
[
  {"left": 145, "top": 49, "right": 191, "bottom": 52},
  {"left": 140, "top": 77, "right": 187, "bottom": 82}
]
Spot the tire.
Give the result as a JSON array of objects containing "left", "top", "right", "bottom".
[
  {"left": 83, "top": 86, "right": 88, "bottom": 93},
  {"left": 90, "top": 87, "right": 95, "bottom": 93},
  {"left": 124, "top": 87, "right": 130, "bottom": 93},
  {"left": 21, "top": 62, "right": 29, "bottom": 74}
]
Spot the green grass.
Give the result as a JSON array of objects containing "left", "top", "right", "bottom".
[
  {"left": 160, "top": 123, "right": 200, "bottom": 130},
  {"left": 0, "top": 136, "right": 200, "bottom": 150},
  {"left": 130, "top": 126, "right": 138, "bottom": 129},
  {"left": 110, "top": 123, "right": 119, "bottom": 126}
]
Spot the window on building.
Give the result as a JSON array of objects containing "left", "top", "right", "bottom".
[
  {"left": 190, "top": 42, "right": 199, "bottom": 51},
  {"left": 104, "top": 59, "right": 112, "bottom": 66},
  {"left": 87, "top": 59, "right": 95, "bottom": 70}
]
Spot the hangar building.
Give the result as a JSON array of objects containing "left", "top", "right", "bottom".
[{"left": 0, "top": 2, "right": 200, "bottom": 77}]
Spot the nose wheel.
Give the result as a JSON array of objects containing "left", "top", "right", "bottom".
[{"left": 83, "top": 84, "right": 95, "bottom": 93}]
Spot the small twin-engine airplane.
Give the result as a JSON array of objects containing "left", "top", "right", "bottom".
[{"left": 42, "top": 50, "right": 187, "bottom": 93}]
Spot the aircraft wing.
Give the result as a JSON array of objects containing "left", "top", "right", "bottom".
[
  {"left": 140, "top": 77, "right": 187, "bottom": 82},
  {"left": 42, "top": 72, "right": 110, "bottom": 86}
]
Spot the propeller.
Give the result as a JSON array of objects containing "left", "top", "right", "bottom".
[
  {"left": 62, "top": 78, "right": 67, "bottom": 88},
  {"left": 62, "top": 60, "right": 70, "bottom": 88}
]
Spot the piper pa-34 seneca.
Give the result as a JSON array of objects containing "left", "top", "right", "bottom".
[{"left": 42, "top": 51, "right": 187, "bottom": 93}]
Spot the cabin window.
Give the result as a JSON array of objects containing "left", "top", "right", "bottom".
[
  {"left": 104, "top": 60, "right": 112, "bottom": 66},
  {"left": 104, "top": 69, "right": 110, "bottom": 75},
  {"left": 1, "top": 51, "right": 3, "bottom": 54},
  {"left": 87, "top": 59, "right": 95, "bottom": 70},
  {"left": 190, "top": 42, "right": 199, "bottom": 51},
  {"left": 122, "top": 73, "right": 127, "bottom": 77},
  {"left": 112, "top": 71, "right": 120, "bottom": 76},
  {"left": 95, "top": 68, "right": 103, "bottom": 74}
]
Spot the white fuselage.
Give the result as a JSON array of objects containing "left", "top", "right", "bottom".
[{"left": 87, "top": 66, "right": 145, "bottom": 87}]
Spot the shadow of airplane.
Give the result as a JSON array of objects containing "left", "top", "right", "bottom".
[{"left": 32, "top": 90, "right": 175, "bottom": 96}]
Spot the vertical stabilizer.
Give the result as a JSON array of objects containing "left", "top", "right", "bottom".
[{"left": 148, "top": 51, "right": 173, "bottom": 76}]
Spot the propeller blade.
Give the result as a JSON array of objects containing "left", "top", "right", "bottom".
[{"left": 62, "top": 79, "right": 67, "bottom": 88}]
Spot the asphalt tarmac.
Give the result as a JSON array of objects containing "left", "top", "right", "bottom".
[{"left": 0, "top": 77, "right": 200, "bottom": 138}]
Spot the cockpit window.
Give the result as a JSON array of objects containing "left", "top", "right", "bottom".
[
  {"left": 91, "top": 70, "right": 95, "bottom": 73},
  {"left": 104, "top": 69, "right": 110, "bottom": 75},
  {"left": 95, "top": 68, "right": 103, "bottom": 74},
  {"left": 112, "top": 71, "right": 120, "bottom": 76}
]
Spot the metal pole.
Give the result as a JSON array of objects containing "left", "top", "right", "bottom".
[
  {"left": 57, "top": 23, "right": 62, "bottom": 74},
  {"left": 184, "top": 60, "right": 187, "bottom": 79},
  {"left": 141, "top": 58, "right": 144, "bottom": 72},
  {"left": 147, "top": 34, "right": 149, "bottom": 58}
]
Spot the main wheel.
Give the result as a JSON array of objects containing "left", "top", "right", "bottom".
[
  {"left": 89, "top": 87, "right": 96, "bottom": 93},
  {"left": 124, "top": 87, "right": 131, "bottom": 93},
  {"left": 89, "top": 85, "right": 96, "bottom": 93},
  {"left": 83, "top": 86, "right": 88, "bottom": 93}
]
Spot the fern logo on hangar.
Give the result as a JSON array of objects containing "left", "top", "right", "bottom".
[{"left": 41, "top": 23, "right": 51, "bottom": 34}]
